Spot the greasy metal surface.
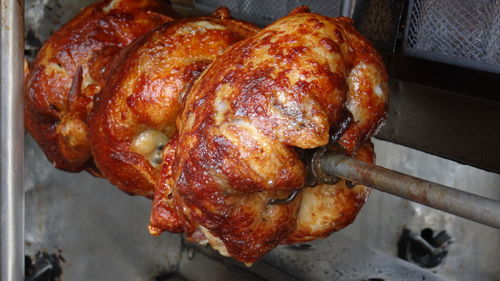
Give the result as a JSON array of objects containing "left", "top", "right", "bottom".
[
  {"left": 24, "top": 136, "right": 183, "bottom": 280},
  {"left": 345, "top": 139, "right": 500, "bottom": 281},
  {"left": 24, "top": 0, "right": 99, "bottom": 53},
  {"left": 376, "top": 79, "right": 500, "bottom": 174},
  {"left": 320, "top": 153, "right": 500, "bottom": 229},
  {"left": 403, "top": 0, "right": 499, "bottom": 73},
  {"left": 177, "top": 245, "right": 266, "bottom": 281},
  {"left": 262, "top": 234, "right": 446, "bottom": 281},
  {"left": 182, "top": 236, "right": 445, "bottom": 281},
  {"left": 1, "top": 0, "right": 25, "bottom": 281}
]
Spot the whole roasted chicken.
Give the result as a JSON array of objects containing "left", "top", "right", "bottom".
[
  {"left": 89, "top": 8, "right": 259, "bottom": 197},
  {"left": 150, "top": 7, "right": 388, "bottom": 263},
  {"left": 24, "top": 0, "right": 175, "bottom": 174}
]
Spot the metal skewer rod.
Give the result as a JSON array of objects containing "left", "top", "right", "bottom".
[
  {"left": 1, "top": 0, "right": 25, "bottom": 280},
  {"left": 320, "top": 153, "right": 500, "bottom": 230}
]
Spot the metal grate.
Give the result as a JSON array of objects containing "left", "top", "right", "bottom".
[
  {"left": 404, "top": 0, "right": 500, "bottom": 73},
  {"left": 194, "top": 0, "right": 342, "bottom": 26}
]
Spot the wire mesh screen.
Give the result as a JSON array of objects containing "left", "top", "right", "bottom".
[
  {"left": 194, "top": 0, "right": 343, "bottom": 26},
  {"left": 404, "top": 0, "right": 499, "bottom": 73}
]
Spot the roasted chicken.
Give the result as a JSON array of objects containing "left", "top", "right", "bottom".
[
  {"left": 89, "top": 8, "right": 259, "bottom": 197},
  {"left": 150, "top": 7, "right": 388, "bottom": 263},
  {"left": 24, "top": 0, "right": 175, "bottom": 174},
  {"left": 26, "top": 1, "right": 389, "bottom": 265}
]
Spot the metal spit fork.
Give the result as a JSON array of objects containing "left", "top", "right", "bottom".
[{"left": 268, "top": 150, "right": 500, "bottom": 230}]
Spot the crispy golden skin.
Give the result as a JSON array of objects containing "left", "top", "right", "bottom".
[
  {"left": 88, "top": 9, "right": 259, "bottom": 198},
  {"left": 24, "top": 0, "right": 175, "bottom": 174},
  {"left": 151, "top": 7, "right": 388, "bottom": 263}
]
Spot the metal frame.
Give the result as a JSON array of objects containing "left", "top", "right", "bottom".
[
  {"left": 358, "top": 0, "right": 500, "bottom": 173},
  {"left": 180, "top": 235, "right": 445, "bottom": 281},
  {"left": 375, "top": 77, "right": 500, "bottom": 174},
  {"left": 401, "top": 0, "right": 499, "bottom": 74},
  {"left": 1, "top": 0, "right": 25, "bottom": 280},
  {"left": 380, "top": 0, "right": 500, "bottom": 173}
]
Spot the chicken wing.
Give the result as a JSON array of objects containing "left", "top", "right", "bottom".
[{"left": 24, "top": 0, "right": 175, "bottom": 174}]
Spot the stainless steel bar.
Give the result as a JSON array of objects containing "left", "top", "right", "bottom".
[
  {"left": 1, "top": 0, "right": 25, "bottom": 280},
  {"left": 320, "top": 153, "right": 500, "bottom": 229}
]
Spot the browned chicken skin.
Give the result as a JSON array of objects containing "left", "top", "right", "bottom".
[
  {"left": 24, "top": 0, "right": 175, "bottom": 174},
  {"left": 88, "top": 8, "right": 259, "bottom": 197},
  {"left": 150, "top": 7, "right": 388, "bottom": 263}
]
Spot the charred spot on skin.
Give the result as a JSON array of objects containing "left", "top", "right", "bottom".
[
  {"left": 334, "top": 29, "right": 345, "bottom": 43},
  {"left": 213, "top": 6, "right": 230, "bottom": 19},
  {"left": 329, "top": 108, "right": 354, "bottom": 144},
  {"left": 306, "top": 17, "right": 324, "bottom": 29},
  {"left": 320, "top": 38, "right": 340, "bottom": 53},
  {"left": 48, "top": 104, "right": 60, "bottom": 113}
]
